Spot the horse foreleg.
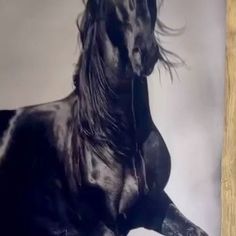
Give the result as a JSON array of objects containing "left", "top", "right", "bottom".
[
  {"left": 125, "top": 190, "right": 208, "bottom": 236},
  {"left": 161, "top": 200, "right": 208, "bottom": 236}
]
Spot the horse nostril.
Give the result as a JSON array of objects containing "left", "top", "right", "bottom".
[{"left": 132, "top": 47, "right": 140, "bottom": 55}]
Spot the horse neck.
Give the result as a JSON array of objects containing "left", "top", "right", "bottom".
[
  {"left": 103, "top": 77, "right": 153, "bottom": 146},
  {"left": 133, "top": 78, "right": 153, "bottom": 142},
  {"left": 113, "top": 77, "right": 152, "bottom": 125}
]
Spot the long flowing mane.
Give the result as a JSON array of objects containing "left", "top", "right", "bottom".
[
  {"left": 72, "top": 0, "right": 182, "bottom": 161},
  {"left": 73, "top": 1, "right": 129, "bottom": 161}
]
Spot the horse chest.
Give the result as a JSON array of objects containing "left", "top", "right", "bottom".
[{"left": 82, "top": 150, "right": 140, "bottom": 219}]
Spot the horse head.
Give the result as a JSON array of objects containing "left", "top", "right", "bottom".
[
  {"left": 76, "top": 0, "right": 160, "bottom": 87},
  {"left": 105, "top": 0, "right": 160, "bottom": 77}
]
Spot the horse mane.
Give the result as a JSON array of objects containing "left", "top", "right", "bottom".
[
  {"left": 154, "top": 0, "right": 185, "bottom": 79},
  {"left": 72, "top": 0, "right": 182, "bottom": 161},
  {"left": 73, "top": 1, "right": 129, "bottom": 164}
]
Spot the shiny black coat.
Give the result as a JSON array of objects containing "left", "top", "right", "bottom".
[{"left": 0, "top": 79, "right": 207, "bottom": 236}]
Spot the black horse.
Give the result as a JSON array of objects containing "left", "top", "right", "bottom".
[{"left": 0, "top": 0, "right": 208, "bottom": 235}]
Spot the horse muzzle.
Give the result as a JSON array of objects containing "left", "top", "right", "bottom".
[{"left": 141, "top": 46, "right": 159, "bottom": 76}]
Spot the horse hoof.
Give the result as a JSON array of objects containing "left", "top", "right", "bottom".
[{"left": 186, "top": 226, "right": 208, "bottom": 236}]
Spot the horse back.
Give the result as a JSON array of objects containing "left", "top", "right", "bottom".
[
  {"left": 0, "top": 110, "right": 17, "bottom": 142},
  {"left": 0, "top": 96, "right": 76, "bottom": 167}
]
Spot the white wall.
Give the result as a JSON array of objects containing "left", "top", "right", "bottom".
[{"left": 0, "top": 0, "right": 225, "bottom": 235}]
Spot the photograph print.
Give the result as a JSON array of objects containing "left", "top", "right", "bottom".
[{"left": 0, "top": 0, "right": 225, "bottom": 235}]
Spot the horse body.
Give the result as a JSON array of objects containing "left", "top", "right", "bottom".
[
  {"left": 0, "top": 83, "right": 170, "bottom": 236},
  {"left": 0, "top": 0, "right": 208, "bottom": 235}
]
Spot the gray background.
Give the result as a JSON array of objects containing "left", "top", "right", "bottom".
[{"left": 0, "top": 0, "right": 225, "bottom": 235}]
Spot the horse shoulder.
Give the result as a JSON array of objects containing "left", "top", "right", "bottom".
[{"left": 0, "top": 98, "right": 80, "bottom": 236}]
